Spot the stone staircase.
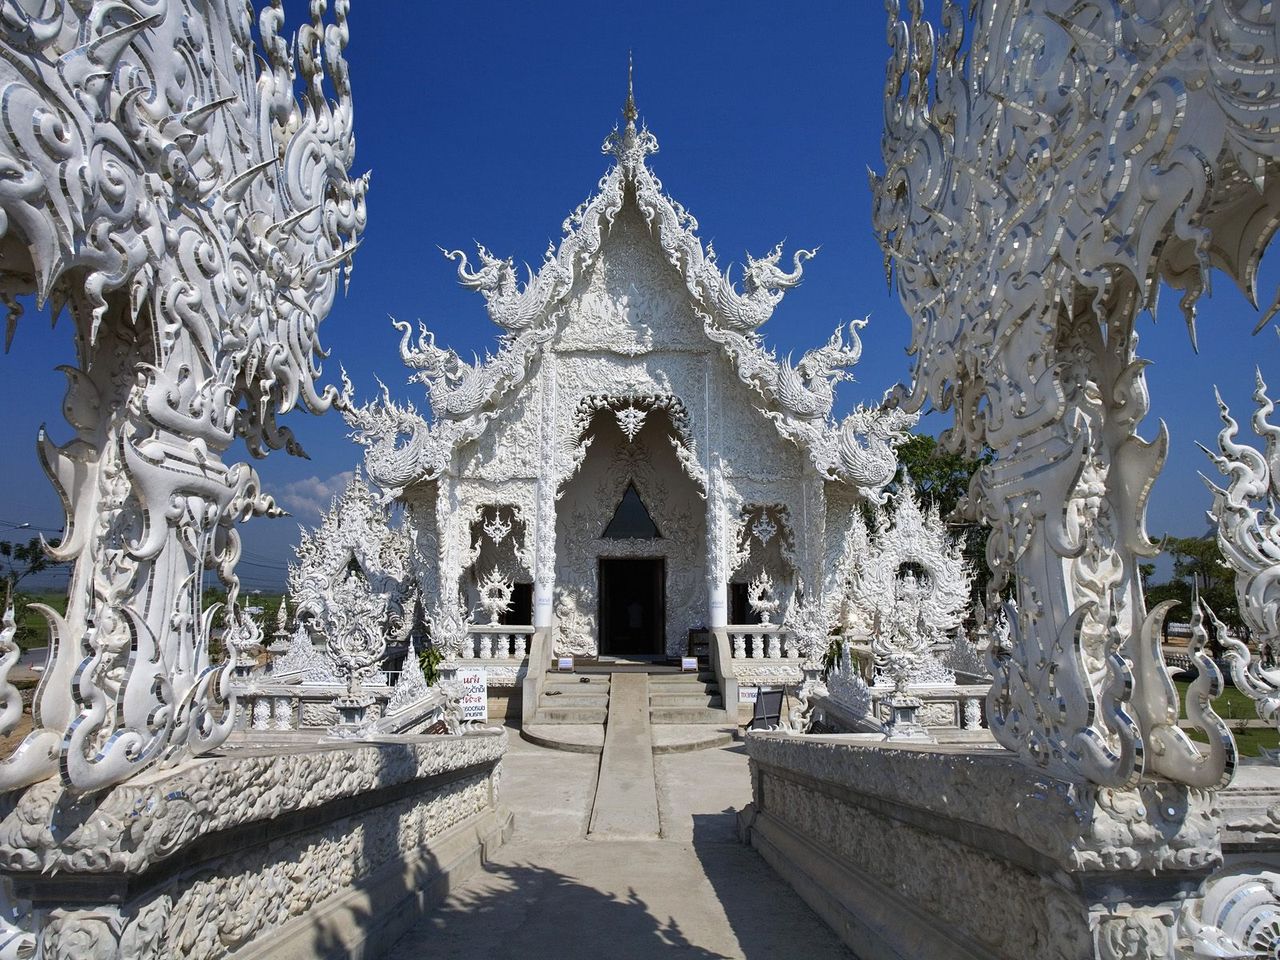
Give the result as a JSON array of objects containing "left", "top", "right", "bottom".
[
  {"left": 648, "top": 670, "right": 728, "bottom": 724},
  {"left": 533, "top": 673, "right": 610, "bottom": 724},
  {"left": 521, "top": 662, "right": 735, "bottom": 755}
]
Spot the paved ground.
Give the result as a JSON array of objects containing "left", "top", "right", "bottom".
[{"left": 385, "top": 728, "right": 853, "bottom": 959}]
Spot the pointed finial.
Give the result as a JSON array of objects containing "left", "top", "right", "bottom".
[{"left": 623, "top": 51, "right": 637, "bottom": 125}]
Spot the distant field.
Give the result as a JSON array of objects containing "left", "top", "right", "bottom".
[
  {"left": 7, "top": 590, "right": 284, "bottom": 650},
  {"left": 11, "top": 590, "right": 66, "bottom": 650},
  {"left": 1176, "top": 679, "right": 1280, "bottom": 758}
]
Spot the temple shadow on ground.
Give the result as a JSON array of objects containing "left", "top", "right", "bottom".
[
  {"left": 689, "top": 808, "right": 856, "bottom": 960},
  {"left": 389, "top": 859, "right": 731, "bottom": 959}
]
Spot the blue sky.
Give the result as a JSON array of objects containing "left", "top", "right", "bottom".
[{"left": 0, "top": 1, "right": 1274, "bottom": 592}]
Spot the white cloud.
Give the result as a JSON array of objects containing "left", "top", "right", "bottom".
[{"left": 275, "top": 470, "right": 353, "bottom": 520}]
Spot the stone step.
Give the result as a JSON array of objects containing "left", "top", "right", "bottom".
[
  {"left": 651, "top": 725, "right": 737, "bottom": 754},
  {"left": 544, "top": 676, "right": 610, "bottom": 690},
  {"left": 648, "top": 693, "right": 724, "bottom": 709},
  {"left": 650, "top": 688, "right": 719, "bottom": 698},
  {"left": 650, "top": 706, "right": 732, "bottom": 724},
  {"left": 647, "top": 672, "right": 717, "bottom": 685},
  {"left": 539, "top": 693, "right": 610, "bottom": 707},
  {"left": 535, "top": 706, "right": 608, "bottom": 724},
  {"left": 520, "top": 722, "right": 604, "bottom": 754},
  {"left": 542, "top": 689, "right": 609, "bottom": 701}
]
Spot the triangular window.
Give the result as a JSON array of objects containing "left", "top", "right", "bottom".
[{"left": 602, "top": 483, "right": 661, "bottom": 539}]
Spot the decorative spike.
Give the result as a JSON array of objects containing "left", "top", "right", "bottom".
[
  {"left": 267, "top": 203, "right": 323, "bottom": 237},
  {"left": 179, "top": 95, "right": 239, "bottom": 133},
  {"left": 221, "top": 159, "right": 276, "bottom": 203}
]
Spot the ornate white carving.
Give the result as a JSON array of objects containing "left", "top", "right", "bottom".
[
  {"left": 224, "top": 607, "right": 265, "bottom": 675},
  {"left": 872, "top": 0, "right": 1280, "bottom": 789},
  {"left": 0, "top": 733, "right": 504, "bottom": 958},
  {"left": 342, "top": 98, "right": 909, "bottom": 504},
  {"left": 0, "top": 596, "right": 20, "bottom": 738},
  {"left": 780, "top": 587, "right": 829, "bottom": 667},
  {"left": 747, "top": 570, "right": 781, "bottom": 623},
  {"left": 825, "top": 647, "right": 872, "bottom": 722},
  {"left": 1206, "top": 374, "right": 1280, "bottom": 760},
  {"left": 841, "top": 487, "right": 970, "bottom": 687},
  {"left": 751, "top": 514, "right": 778, "bottom": 545},
  {"left": 614, "top": 404, "right": 647, "bottom": 442},
  {"left": 387, "top": 638, "right": 431, "bottom": 715},
  {"left": 1178, "top": 866, "right": 1280, "bottom": 958},
  {"left": 0, "top": 0, "right": 365, "bottom": 793},
  {"left": 477, "top": 568, "right": 515, "bottom": 624},
  {"left": 273, "top": 622, "right": 339, "bottom": 685},
  {"left": 321, "top": 574, "right": 390, "bottom": 689},
  {"left": 289, "top": 470, "right": 413, "bottom": 617}
]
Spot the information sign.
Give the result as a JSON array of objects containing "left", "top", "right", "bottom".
[{"left": 457, "top": 667, "right": 488, "bottom": 723}]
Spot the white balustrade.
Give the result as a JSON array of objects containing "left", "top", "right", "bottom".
[
  {"left": 462, "top": 626, "right": 535, "bottom": 662},
  {"left": 727, "top": 626, "right": 788, "bottom": 659}
]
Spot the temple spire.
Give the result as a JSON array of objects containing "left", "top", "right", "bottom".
[
  {"left": 623, "top": 51, "right": 637, "bottom": 125},
  {"left": 603, "top": 51, "right": 657, "bottom": 166}
]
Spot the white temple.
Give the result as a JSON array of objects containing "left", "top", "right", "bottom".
[
  {"left": 4, "top": 5, "right": 1280, "bottom": 958},
  {"left": 341, "top": 81, "right": 915, "bottom": 666}
]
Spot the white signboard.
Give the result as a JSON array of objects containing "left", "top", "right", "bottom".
[
  {"left": 739, "top": 686, "right": 759, "bottom": 704},
  {"left": 457, "top": 667, "right": 488, "bottom": 723},
  {"left": 680, "top": 657, "right": 698, "bottom": 672},
  {"left": 557, "top": 657, "right": 574, "bottom": 672}
]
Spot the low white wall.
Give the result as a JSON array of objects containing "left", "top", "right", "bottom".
[{"left": 1, "top": 731, "right": 511, "bottom": 959}]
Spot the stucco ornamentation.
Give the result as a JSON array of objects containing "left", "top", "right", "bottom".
[
  {"left": 871, "top": 0, "right": 1280, "bottom": 788},
  {"left": 0, "top": 0, "right": 365, "bottom": 793}
]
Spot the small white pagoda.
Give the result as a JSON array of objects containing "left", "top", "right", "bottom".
[{"left": 341, "top": 78, "right": 915, "bottom": 668}]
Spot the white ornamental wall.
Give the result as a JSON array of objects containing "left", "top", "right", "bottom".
[
  {"left": 554, "top": 414, "right": 707, "bottom": 657},
  {"left": 557, "top": 202, "right": 708, "bottom": 354}
]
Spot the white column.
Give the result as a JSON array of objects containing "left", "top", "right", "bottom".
[
  {"left": 707, "top": 455, "right": 729, "bottom": 628},
  {"left": 534, "top": 359, "right": 557, "bottom": 629},
  {"left": 709, "top": 577, "right": 728, "bottom": 628},
  {"left": 534, "top": 581, "right": 554, "bottom": 628}
]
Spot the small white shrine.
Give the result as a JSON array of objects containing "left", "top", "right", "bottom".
[{"left": 342, "top": 82, "right": 915, "bottom": 666}]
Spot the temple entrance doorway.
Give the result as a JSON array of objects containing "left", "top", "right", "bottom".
[{"left": 598, "top": 558, "right": 665, "bottom": 656}]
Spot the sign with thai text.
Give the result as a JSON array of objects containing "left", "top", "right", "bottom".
[
  {"left": 557, "top": 657, "right": 574, "bottom": 672},
  {"left": 681, "top": 657, "right": 698, "bottom": 672},
  {"left": 739, "top": 686, "right": 759, "bottom": 704},
  {"left": 457, "top": 667, "right": 488, "bottom": 723}
]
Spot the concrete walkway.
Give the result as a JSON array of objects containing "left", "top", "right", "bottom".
[
  {"left": 385, "top": 729, "right": 853, "bottom": 959},
  {"left": 589, "top": 673, "right": 660, "bottom": 839}
]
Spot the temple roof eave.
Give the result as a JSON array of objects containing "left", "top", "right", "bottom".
[{"left": 341, "top": 117, "right": 918, "bottom": 501}]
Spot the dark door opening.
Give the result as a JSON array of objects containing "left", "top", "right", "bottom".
[
  {"left": 500, "top": 582, "right": 533, "bottom": 626},
  {"left": 598, "top": 558, "right": 664, "bottom": 656}
]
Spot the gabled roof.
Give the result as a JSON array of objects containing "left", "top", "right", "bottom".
[{"left": 341, "top": 102, "right": 916, "bottom": 501}]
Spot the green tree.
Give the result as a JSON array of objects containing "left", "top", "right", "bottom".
[
  {"left": 1146, "top": 535, "right": 1241, "bottom": 637},
  {"left": 0, "top": 536, "right": 68, "bottom": 647},
  {"left": 895, "top": 434, "right": 993, "bottom": 521},
  {"left": 0, "top": 536, "right": 63, "bottom": 592}
]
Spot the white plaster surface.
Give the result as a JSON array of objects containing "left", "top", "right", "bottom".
[{"left": 384, "top": 729, "right": 852, "bottom": 959}]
